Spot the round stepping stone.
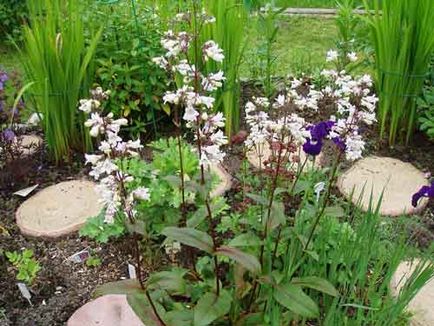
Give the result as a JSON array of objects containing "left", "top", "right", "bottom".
[
  {"left": 210, "top": 163, "right": 232, "bottom": 198},
  {"left": 246, "top": 143, "right": 322, "bottom": 171},
  {"left": 16, "top": 180, "right": 103, "bottom": 238},
  {"left": 17, "top": 134, "right": 43, "bottom": 156},
  {"left": 337, "top": 156, "right": 428, "bottom": 216},
  {"left": 67, "top": 295, "right": 144, "bottom": 326},
  {"left": 390, "top": 260, "right": 434, "bottom": 326}
]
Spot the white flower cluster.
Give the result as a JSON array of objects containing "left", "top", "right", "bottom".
[
  {"left": 324, "top": 71, "right": 378, "bottom": 161},
  {"left": 153, "top": 13, "right": 227, "bottom": 168},
  {"left": 326, "top": 49, "right": 358, "bottom": 63},
  {"left": 245, "top": 52, "right": 378, "bottom": 162},
  {"left": 79, "top": 89, "right": 150, "bottom": 223},
  {"left": 244, "top": 96, "right": 310, "bottom": 166}
]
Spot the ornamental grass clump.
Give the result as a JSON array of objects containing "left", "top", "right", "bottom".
[
  {"left": 20, "top": 0, "right": 101, "bottom": 162},
  {"left": 202, "top": 0, "right": 247, "bottom": 139},
  {"left": 364, "top": 0, "right": 434, "bottom": 145}
]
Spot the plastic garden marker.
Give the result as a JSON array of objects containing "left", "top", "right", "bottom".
[
  {"left": 13, "top": 185, "right": 39, "bottom": 197},
  {"left": 128, "top": 264, "right": 137, "bottom": 279},
  {"left": 17, "top": 283, "right": 32, "bottom": 306}
]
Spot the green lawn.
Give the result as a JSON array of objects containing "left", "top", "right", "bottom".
[
  {"left": 0, "top": 43, "right": 21, "bottom": 72},
  {"left": 2, "top": 16, "right": 338, "bottom": 80},
  {"left": 242, "top": 16, "right": 337, "bottom": 78},
  {"left": 274, "top": 0, "right": 367, "bottom": 8}
]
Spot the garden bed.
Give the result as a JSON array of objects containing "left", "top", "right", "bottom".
[{"left": 0, "top": 115, "right": 432, "bottom": 325}]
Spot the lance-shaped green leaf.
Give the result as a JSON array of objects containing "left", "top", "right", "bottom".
[
  {"left": 246, "top": 193, "right": 269, "bottom": 206},
  {"left": 162, "top": 227, "right": 214, "bottom": 254},
  {"left": 215, "top": 246, "right": 261, "bottom": 274},
  {"left": 268, "top": 201, "right": 286, "bottom": 230},
  {"left": 93, "top": 279, "right": 143, "bottom": 298},
  {"left": 273, "top": 283, "right": 319, "bottom": 318},
  {"left": 290, "top": 276, "right": 339, "bottom": 297},
  {"left": 194, "top": 290, "right": 232, "bottom": 326},
  {"left": 165, "top": 310, "right": 194, "bottom": 326},
  {"left": 228, "top": 233, "right": 262, "bottom": 247},
  {"left": 127, "top": 293, "right": 166, "bottom": 326},
  {"left": 146, "top": 268, "right": 188, "bottom": 295}
]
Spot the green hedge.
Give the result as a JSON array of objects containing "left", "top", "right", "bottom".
[{"left": 0, "top": 0, "right": 27, "bottom": 41}]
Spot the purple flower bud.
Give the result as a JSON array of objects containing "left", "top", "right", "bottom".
[
  {"left": 1, "top": 128, "right": 16, "bottom": 142},
  {"left": 412, "top": 181, "right": 434, "bottom": 207}
]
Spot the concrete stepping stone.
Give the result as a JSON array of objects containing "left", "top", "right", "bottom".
[
  {"left": 16, "top": 180, "right": 103, "bottom": 238},
  {"left": 337, "top": 156, "right": 429, "bottom": 216},
  {"left": 390, "top": 260, "right": 434, "bottom": 326},
  {"left": 67, "top": 295, "right": 144, "bottom": 326},
  {"left": 210, "top": 163, "right": 232, "bottom": 198},
  {"left": 246, "top": 143, "right": 322, "bottom": 171},
  {"left": 17, "top": 134, "right": 43, "bottom": 156}
]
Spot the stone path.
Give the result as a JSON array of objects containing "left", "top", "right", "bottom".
[
  {"left": 67, "top": 295, "right": 144, "bottom": 326},
  {"left": 390, "top": 260, "right": 434, "bottom": 326},
  {"left": 16, "top": 134, "right": 42, "bottom": 156},
  {"left": 210, "top": 163, "right": 232, "bottom": 198},
  {"left": 337, "top": 156, "right": 429, "bottom": 216},
  {"left": 16, "top": 180, "right": 103, "bottom": 238},
  {"left": 280, "top": 7, "right": 374, "bottom": 17}
]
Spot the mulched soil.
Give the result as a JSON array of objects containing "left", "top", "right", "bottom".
[
  {"left": 0, "top": 82, "right": 433, "bottom": 325},
  {"left": 0, "top": 148, "right": 134, "bottom": 326}
]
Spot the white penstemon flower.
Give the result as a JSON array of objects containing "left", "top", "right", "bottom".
[
  {"left": 203, "top": 41, "right": 224, "bottom": 63},
  {"left": 153, "top": 13, "right": 228, "bottom": 169},
  {"left": 326, "top": 49, "right": 339, "bottom": 62},
  {"left": 79, "top": 88, "right": 150, "bottom": 223}
]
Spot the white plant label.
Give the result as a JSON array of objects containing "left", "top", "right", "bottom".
[
  {"left": 17, "top": 283, "right": 32, "bottom": 306},
  {"left": 67, "top": 249, "right": 90, "bottom": 263},
  {"left": 13, "top": 185, "right": 39, "bottom": 197},
  {"left": 128, "top": 263, "right": 137, "bottom": 279}
]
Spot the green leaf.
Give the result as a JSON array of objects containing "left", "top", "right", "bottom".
[
  {"left": 228, "top": 233, "right": 262, "bottom": 247},
  {"left": 235, "top": 312, "right": 264, "bottom": 326},
  {"left": 246, "top": 193, "right": 268, "bottom": 206},
  {"left": 215, "top": 246, "right": 261, "bottom": 274},
  {"left": 194, "top": 290, "right": 232, "bottom": 326},
  {"left": 187, "top": 205, "right": 207, "bottom": 229},
  {"left": 273, "top": 284, "right": 319, "bottom": 318},
  {"left": 162, "top": 227, "right": 214, "bottom": 254},
  {"left": 94, "top": 279, "right": 144, "bottom": 298},
  {"left": 127, "top": 294, "right": 165, "bottom": 326},
  {"left": 268, "top": 201, "right": 286, "bottom": 230},
  {"left": 291, "top": 277, "right": 339, "bottom": 297},
  {"left": 147, "top": 269, "right": 188, "bottom": 295},
  {"left": 324, "top": 206, "right": 345, "bottom": 218},
  {"left": 165, "top": 310, "right": 194, "bottom": 326}
]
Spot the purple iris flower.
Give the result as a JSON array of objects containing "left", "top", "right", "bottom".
[
  {"left": 0, "top": 71, "right": 8, "bottom": 91},
  {"left": 411, "top": 181, "right": 434, "bottom": 207},
  {"left": 1, "top": 128, "right": 16, "bottom": 142},
  {"left": 303, "top": 120, "right": 335, "bottom": 156},
  {"left": 310, "top": 120, "right": 335, "bottom": 140},
  {"left": 303, "top": 139, "right": 323, "bottom": 156}
]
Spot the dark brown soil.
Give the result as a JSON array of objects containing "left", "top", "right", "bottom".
[{"left": 0, "top": 148, "right": 132, "bottom": 326}]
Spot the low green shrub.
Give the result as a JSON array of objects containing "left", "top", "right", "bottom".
[
  {"left": 5, "top": 249, "right": 41, "bottom": 285},
  {"left": 92, "top": 1, "right": 169, "bottom": 138},
  {"left": 0, "top": 0, "right": 27, "bottom": 41}
]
